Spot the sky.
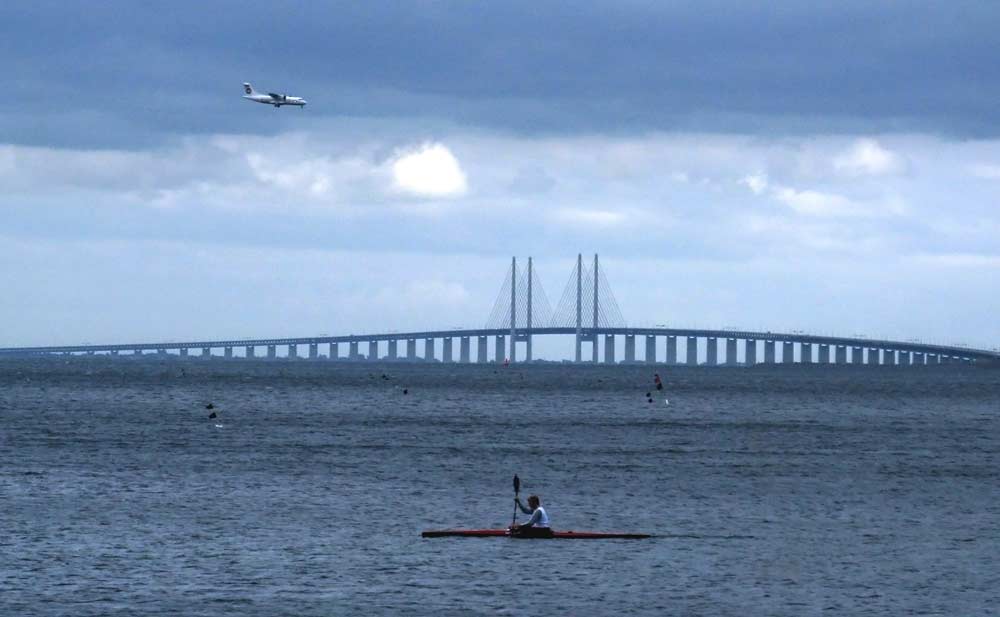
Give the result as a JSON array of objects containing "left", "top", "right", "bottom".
[{"left": 2, "top": 2, "right": 1000, "bottom": 355}]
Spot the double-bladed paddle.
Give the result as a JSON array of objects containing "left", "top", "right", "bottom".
[{"left": 511, "top": 474, "right": 520, "bottom": 527}]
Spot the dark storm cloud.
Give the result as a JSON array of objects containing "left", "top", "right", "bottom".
[{"left": 3, "top": 1, "right": 999, "bottom": 146}]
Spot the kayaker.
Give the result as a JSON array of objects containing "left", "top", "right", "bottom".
[{"left": 510, "top": 495, "right": 552, "bottom": 537}]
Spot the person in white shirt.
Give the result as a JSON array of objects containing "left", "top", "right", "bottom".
[{"left": 510, "top": 495, "right": 552, "bottom": 537}]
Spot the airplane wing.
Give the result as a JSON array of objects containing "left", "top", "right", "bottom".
[{"left": 267, "top": 92, "right": 287, "bottom": 101}]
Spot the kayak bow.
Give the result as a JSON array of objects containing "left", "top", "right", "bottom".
[{"left": 421, "top": 529, "right": 652, "bottom": 539}]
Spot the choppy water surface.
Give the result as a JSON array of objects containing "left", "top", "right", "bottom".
[{"left": 1, "top": 359, "right": 997, "bottom": 616}]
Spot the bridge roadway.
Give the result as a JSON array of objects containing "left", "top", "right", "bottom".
[{"left": 1, "top": 327, "right": 997, "bottom": 365}]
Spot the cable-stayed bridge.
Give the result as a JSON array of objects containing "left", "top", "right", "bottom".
[{"left": 2, "top": 254, "right": 997, "bottom": 366}]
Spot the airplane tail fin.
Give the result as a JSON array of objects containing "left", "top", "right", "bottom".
[{"left": 243, "top": 82, "right": 254, "bottom": 95}]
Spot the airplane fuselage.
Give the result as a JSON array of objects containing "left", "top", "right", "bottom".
[{"left": 243, "top": 93, "right": 306, "bottom": 107}]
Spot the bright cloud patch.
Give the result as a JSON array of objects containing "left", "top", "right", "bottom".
[
  {"left": 970, "top": 163, "right": 1000, "bottom": 179},
  {"left": 390, "top": 142, "right": 467, "bottom": 197},
  {"left": 773, "top": 187, "right": 857, "bottom": 217},
  {"left": 551, "top": 207, "right": 626, "bottom": 226},
  {"left": 834, "top": 138, "right": 904, "bottom": 176},
  {"left": 741, "top": 173, "right": 769, "bottom": 195}
]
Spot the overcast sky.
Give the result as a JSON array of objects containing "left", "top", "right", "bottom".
[{"left": 2, "top": 2, "right": 999, "bottom": 354}]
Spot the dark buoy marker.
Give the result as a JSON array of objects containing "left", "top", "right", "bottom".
[
  {"left": 206, "top": 403, "right": 214, "bottom": 410},
  {"left": 403, "top": 388, "right": 409, "bottom": 395},
  {"left": 208, "top": 411, "right": 217, "bottom": 419}
]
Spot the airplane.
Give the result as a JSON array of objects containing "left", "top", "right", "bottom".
[{"left": 242, "top": 83, "right": 307, "bottom": 108}]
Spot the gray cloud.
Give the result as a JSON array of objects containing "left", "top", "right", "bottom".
[{"left": 3, "top": 2, "right": 999, "bottom": 147}]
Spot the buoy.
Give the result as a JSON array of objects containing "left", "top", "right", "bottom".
[
  {"left": 403, "top": 388, "right": 409, "bottom": 395},
  {"left": 208, "top": 411, "right": 217, "bottom": 419},
  {"left": 206, "top": 403, "right": 214, "bottom": 410},
  {"left": 647, "top": 398, "right": 653, "bottom": 403}
]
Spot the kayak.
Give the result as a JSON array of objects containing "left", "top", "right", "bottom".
[{"left": 421, "top": 529, "right": 652, "bottom": 539}]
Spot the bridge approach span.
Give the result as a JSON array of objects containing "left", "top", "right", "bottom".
[{"left": 1, "top": 327, "right": 996, "bottom": 365}]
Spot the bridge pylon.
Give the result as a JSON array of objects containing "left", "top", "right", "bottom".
[
  {"left": 551, "top": 253, "right": 626, "bottom": 363},
  {"left": 485, "top": 256, "right": 553, "bottom": 363}
]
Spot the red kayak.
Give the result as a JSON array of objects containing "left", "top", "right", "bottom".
[{"left": 421, "top": 529, "right": 652, "bottom": 539}]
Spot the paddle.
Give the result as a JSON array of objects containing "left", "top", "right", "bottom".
[{"left": 511, "top": 474, "right": 520, "bottom": 527}]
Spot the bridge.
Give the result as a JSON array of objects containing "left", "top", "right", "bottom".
[{"left": 2, "top": 255, "right": 997, "bottom": 366}]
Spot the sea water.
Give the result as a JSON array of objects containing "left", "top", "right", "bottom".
[{"left": 1, "top": 359, "right": 997, "bottom": 616}]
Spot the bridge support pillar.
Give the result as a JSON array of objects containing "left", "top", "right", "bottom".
[
  {"left": 267, "top": 345, "right": 276, "bottom": 359},
  {"left": 745, "top": 339, "right": 757, "bottom": 365},
  {"left": 764, "top": 341, "right": 776, "bottom": 363},
  {"left": 495, "top": 335, "right": 506, "bottom": 364},
  {"left": 443, "top": 338, "right": 453, "bottom": 363},
  {"left": 914, "top": 352, "right": 925, "bottom": 365},
  {"left": 901, "top": 351, "right": 912, "bottom": 365},
  {"left": 819, "top": 344, "right": 830, "bottom": 364},
  {"left": 407, "top": 339, "right": 417, "bottom": 361},
  {"left": 645, "top": 336, "right": 656, "bottom": 363},
  {"left": 800, "top": 343, "right": 812, "bottom": 364},
  {"left": 157, "top": 349, "right": 167, "bottom": 356},
  {"left": 178, "top": 348, "right": 186, "bottom": 358},
  {"left": 110, "top": 350, "right": 119, "bottom": 356},
  {"left": 289, "top": 344, "right": 298, "bottom": 359},
  {"left": 245, "top": 346, "right": 254, "bottom": 359},
  {"left": 328, "top": 342, "right": 338, "bottom": 360},
  {"left": 424, "top": 338, "right": 435, "bottom": 362},
  {"left": 202, "top": 347, "right": 211, "bottom": 358},
  {"left": 883, "top": 349, "right": 896, "bottom": 365},
  {"left": 134, "top": 349, "right": 143, "bottom": 356},
  {"left": 224, "top": 347, "right": 233, "bottom": 359},
  {"left": 782, "top": 341, "right": 794, "bottom": 364},
  {"left": 667, "top": 336, "right": 677, "bottom": 364},
  {"left": 851, "top": 346, "right": 863, "bottom": 364},
  {"left": 309, "top": 343, "right": 318, "bottom": 359},
  {"left": 368, "top": 340, "right": 379, "bottom": 361},
  {"left": 387, "top": 340, "right": 397, "bottom": 361},
  {"left": 686, "top": 336, "right": 698, "bottom": 365},
  {"left": 604, "top": 335, "right": 615, "bottom": 364},
  {"left": 836, "top": 345, "right": 847, "bottom": 364},
  {"left": 460, "top": 337, "right": 470, "bottom": 363},
  {"left": 867, "top": 348, "right": 879, "bottom": 365},
  {"left": 346, "top": 341, "right": 357, "bottom": 359},
  {"left": 477, "top": 336, "right": 488, "bottom": 363},
  {"left": 624, "top": 335, "right": 635, "bottom": 363},
  {"left": 707, "top": 337, "right": 718, "bottom": 365},
  {"left": 726, "top": 338, "right": 737, "bottom": 366}
]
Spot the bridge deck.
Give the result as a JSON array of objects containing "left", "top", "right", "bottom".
[{"left": 1, "top": 327, "right": 996, "bottom": 361}]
